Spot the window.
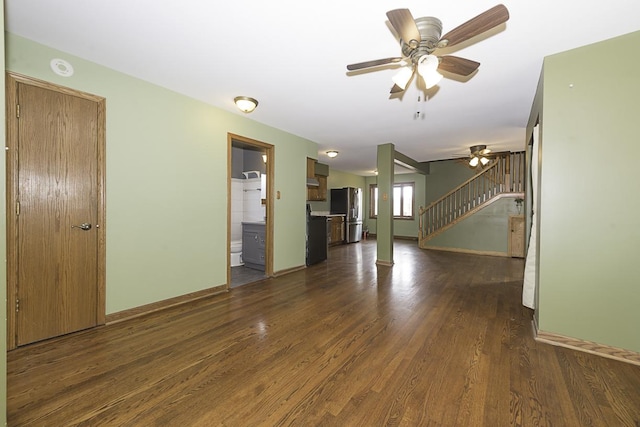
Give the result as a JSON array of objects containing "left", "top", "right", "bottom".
[{"left": 369, "top": 182, "right": 414, "bottom": 219}]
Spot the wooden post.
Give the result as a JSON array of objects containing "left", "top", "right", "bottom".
[
  {"left": 505, "top": 154, "right": 511, "bottom": 192},
  {"left": 376, "top": 143, "right": 394, "bottom": 266}
]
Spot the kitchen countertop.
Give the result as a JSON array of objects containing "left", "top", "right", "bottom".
[{"left": 310, "top": 212, "right": 345, "bottom": 217}]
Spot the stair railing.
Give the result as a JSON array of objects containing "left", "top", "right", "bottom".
[{"left": 419, "top": 152, "right": 525, "bottom": 243}]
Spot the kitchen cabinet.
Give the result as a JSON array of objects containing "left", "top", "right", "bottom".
[
  {"left": 242, "top": 222, "right": 265, "bottom": 271},
  {"left": 328, "top": 215, "right": 345, "bottom": 246},
  {"left": 306, "top": 158, "right": 328, "bottom": 201},
  {"left": 308, "top": 175, "right": 327, "bottom": 201},
  {"left": 307, "top": 157, "right": 316, "bottom": 179}
]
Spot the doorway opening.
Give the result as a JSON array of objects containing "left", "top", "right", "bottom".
[{"left": 227, "top": 134, "right": 274, "bottom": 288}]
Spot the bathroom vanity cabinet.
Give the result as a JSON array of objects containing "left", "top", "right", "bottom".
[{"left": 242, "top": 222, "right": 265, "bottom": 271}]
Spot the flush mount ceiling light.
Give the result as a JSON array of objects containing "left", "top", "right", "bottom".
[
  {"left": 326, "top": 150, "right": 339, "bottom": 158},
  {"left": 234, "top": 96, "right": 258, "bottom": 113}
]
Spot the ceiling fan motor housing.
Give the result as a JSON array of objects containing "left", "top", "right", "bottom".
[
  {"left": 470, "top": 144, "right": 488, "bottom": 156},
  {"left": 402, "top": 17, "right": 443, "bottom": 64}
]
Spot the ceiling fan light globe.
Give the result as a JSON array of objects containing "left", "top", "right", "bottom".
[
  {"left": 417, "top": 55, "right": 443, "bottom": 89},
  {"left": 417, "top": 55, "right": 439, "bottom": 75},
  {"left": 392, "top": 66, "right": 414, "bottom": 90},
  {"left": 423, "top": 70, "right": 443, "bottom": 89},
  {"left": 469, "top": 156, "right": 479, "bottom": 167},
  {"left": 480, "top": 156, "right": 490, "bottom": 166}
]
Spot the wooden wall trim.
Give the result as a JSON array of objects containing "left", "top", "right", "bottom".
[
  {"left": 424, "top": 246, "right": 508, "bottom": 258},
  {"left": 366, "top": 234, "right": 417, "bottom": 241},
  {"left": 109, "top": 262, "right": 306, "bottom": 326},
  {"left": 533, "top": 323, "right": 640, "bottom": 367},
  {"left": 106, "top": 285, "right": 228, "bottom": 325},
  {"left": 272, "top": 265, "right": 306, "bottom": 278},
  {"left": 391, "top": 235, "right": 418, "bottom": 241}
]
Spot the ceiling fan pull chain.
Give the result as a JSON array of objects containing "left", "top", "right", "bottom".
[{"left": 415, "top": 94, "right": 428, "bottom": 119}]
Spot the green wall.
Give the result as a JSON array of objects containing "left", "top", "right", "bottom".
[
  {"left": 307, "top": 168, "right": 366, "bottom": 212},
  {"left": 425, "top": 160, "right": 476, "bottom": 205},
  {"left": 6, "top": 33, "right": 317, "bottom": 314},
  {"left": 420, "top": 159, "right": 526, "bottom": 255},
  {"left": 364, "top": 172, "right": 427, "bottom": 238},
  {"left": 364, "top": 159, "right": 472, "bottom": 240},
  {"left": 537, "top": 30, "right": 640, "bottom": 352},
  {"left": 424, "top": 196, "right": 522, "bottom": 255},
  {"left": 328, "top": 169, "right": 367, "bottom": 192}
]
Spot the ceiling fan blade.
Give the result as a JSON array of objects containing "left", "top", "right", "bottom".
[
  {"left": 347, "top": 57, "right": 403, "bottom": 71},
  {"left": 438, "top": 56, "right": 480, "bottom": 76},
  {"left": 386, "top": 9, "right": 421, "bottom": 46},
  {"left": 390, "top": 84, "right": 405, "bottom": 94},
  {"left": 439, "top": 4, "right": 509, "bottom": 48}
]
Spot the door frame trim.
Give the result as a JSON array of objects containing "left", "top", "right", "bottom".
[
  {"left": 6, "top": 72, "right": 107, "bottom": 349},
  {"left": 227, "top": 133, "right": 274, "bottom": 288}
]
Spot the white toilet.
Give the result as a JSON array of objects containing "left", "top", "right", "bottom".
[{"left": 230, "top": 240, "right": 243, "bottom": 267}]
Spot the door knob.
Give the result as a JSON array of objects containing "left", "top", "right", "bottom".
[{"left": 72, "top": 223, "right": 92, "bottom": 231}]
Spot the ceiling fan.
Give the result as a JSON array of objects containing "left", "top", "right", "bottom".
[
  {"left": 347, "top": 5, "right": 509, "bottom": 93},
  {"left": 468, "top": 144, "right": 492, "bottom": 167}
]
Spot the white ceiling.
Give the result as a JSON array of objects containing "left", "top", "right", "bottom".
[{"left": 6, "top": 1, "right": 640, "bottom": 175}]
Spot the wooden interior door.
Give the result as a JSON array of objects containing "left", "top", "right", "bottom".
[
  {"left": 509, "top": 215, "right": 525, "bottom": 258},
  {"left": 7, "top": 73, "right": 106, "bottom": 347}
]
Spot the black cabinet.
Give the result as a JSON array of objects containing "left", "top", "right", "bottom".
[
  {"left": 242, "top": 222, "right": 265, "bottom": 271},
  {"left": 306, "top": 216, "right": 327, "bottom": 265}
]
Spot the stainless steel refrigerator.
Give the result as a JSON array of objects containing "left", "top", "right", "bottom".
[{"left": 330, "top": 187, "right": 362, "bottom": 243}]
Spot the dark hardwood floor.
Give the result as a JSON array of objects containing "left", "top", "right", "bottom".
[{"left": 8, "top": 240, "right": 640, "bottom": 426}]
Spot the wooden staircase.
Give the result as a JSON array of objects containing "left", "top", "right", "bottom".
[{"left": 419, "top": 152, "right": 525, "bottom": 248}]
